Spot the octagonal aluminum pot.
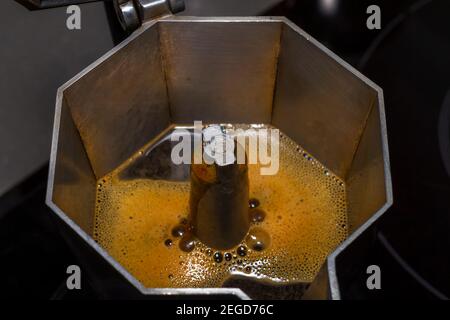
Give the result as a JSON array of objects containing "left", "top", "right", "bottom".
[{"left": 47, "top": 16, "right": 392, "bottom": 299}]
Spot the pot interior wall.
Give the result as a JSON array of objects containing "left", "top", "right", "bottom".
[{"left": 50, "top": 19, "right": 389, "bottom": 292}]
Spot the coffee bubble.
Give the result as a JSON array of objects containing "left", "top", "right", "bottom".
[{"left": 93, "top": 128, "right": 348, "bottom": 288}]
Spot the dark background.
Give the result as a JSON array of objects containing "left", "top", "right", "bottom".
[{"left": 0, "top": 0, "right": 449, "bottom": 299}]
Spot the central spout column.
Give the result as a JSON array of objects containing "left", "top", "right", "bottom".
[{"left": 189, "top": 126, "right": 250, "bottom": 250}]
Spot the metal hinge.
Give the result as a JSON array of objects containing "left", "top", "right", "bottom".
[
  {"left": 16, "top": 0, "right": 185, "bottom": 32},
  {"left": 114, "top": 0, "right": 185, "bottom": 31}
]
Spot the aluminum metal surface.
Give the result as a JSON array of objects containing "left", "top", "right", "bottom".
[{"left": 47, "top": 16, "right": 392, "bottom": 299}]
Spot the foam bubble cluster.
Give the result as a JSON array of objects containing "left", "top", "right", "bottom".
[{"left": 94, "top": 131, "right": 348, "bottom": 288}]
